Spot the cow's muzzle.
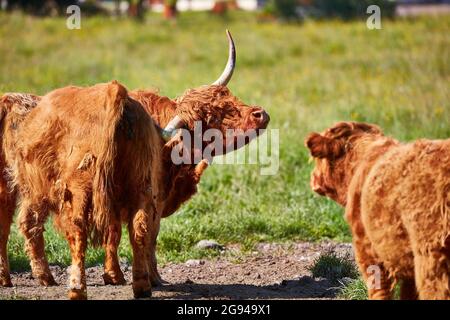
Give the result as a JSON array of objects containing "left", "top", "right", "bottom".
[{"left": 251, "top": 109, "right": 270, "bottom": 128}]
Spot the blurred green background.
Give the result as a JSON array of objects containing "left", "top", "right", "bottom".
[{"left": 0, "top": 6, "right": 449, "bottom": 271}]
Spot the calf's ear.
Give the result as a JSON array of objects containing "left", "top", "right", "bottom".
[{"left": 305, "top": 132, "right": 343, "bottom": 159}]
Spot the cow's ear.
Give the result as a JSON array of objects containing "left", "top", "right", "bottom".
[
  {"left": 305, "top": 132, "right": 342, "bottom": 159},
  {"left": 193, "top": 159, "right": 209, "bottom": 182}
]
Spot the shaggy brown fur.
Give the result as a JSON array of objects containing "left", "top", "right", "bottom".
[
  {"left": 305, "top": 122, "right": 450, "bottom": 300},
  {"left": 0, "top": 84, "right": 269, "bottom": 297},
  {"left": 0, "top": 93, "right": 41, "bottom": 287},
  {"left": 3, "top": 82, "right": 166, "bottom": 299}
]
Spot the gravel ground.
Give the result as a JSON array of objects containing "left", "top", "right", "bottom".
[{"left": 0, "top": 241, "right": 354, "bottom": 300}]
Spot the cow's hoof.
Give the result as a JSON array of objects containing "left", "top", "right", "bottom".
[
  {"left": 38, "top": 274, "right": 58, "bottom": 287},
  {"left": 68, "top": 289, "right": 88, "bottom": 300},
  {"left": 133, "top": 287, "right": 152, "bottom": 299},
  {"left": 103, "top": 272, "right": 126, "bottom": 286},
  {"left": 149, "top": 265, "right": 166, "bottom": 287},
  {"left": 150, "top": 276, "right": 168, "bottom": 287},
  {"left": 0, "top": 277, "right": 13, "bottom": 287}
]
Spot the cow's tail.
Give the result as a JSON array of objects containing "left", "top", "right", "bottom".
[{"left": 91, "top": 81, "right": 127, "bottom": 246}]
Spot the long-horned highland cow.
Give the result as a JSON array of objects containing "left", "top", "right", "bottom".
[
  {"left": 305, "top": 122, "right": 450, "bottom": 300},
  {"left": 0, "top": 31, "right": 270, "bottom": 299}
]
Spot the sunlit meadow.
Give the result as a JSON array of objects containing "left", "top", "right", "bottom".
[{"left": 1, "top": 11, "right": 448, "bottom": 271}]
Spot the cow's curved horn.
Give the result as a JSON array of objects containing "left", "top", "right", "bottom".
[
  {"left": 212, "top": 30, "right": 236, "bottom": 86},
  {"left": 161, "top": 115, "right": 184, "bottom": 141}
]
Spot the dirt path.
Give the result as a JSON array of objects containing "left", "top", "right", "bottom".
[{"left": 0, "top": 242, "right": 353, "bottom": 300}]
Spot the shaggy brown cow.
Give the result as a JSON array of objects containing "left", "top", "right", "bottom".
[
  {"left": 305, "top": 122, "right": 450, "bottom": 300},
  {"left": 0, "top": 31, "right": 270, "bottom": 298},
  {"left": 0, "top": 93, "right": 41, "bottom": 287},
  {"left": 6, "top": 81, "right": 169, "bottom": 300}
]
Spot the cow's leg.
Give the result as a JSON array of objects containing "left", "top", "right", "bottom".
[
  {"left": 62, "top": 188, "right": 89, "bottom": 300},
  {"left": 103, "top": 215, "right": 126, "bottom": 285},
  {"left": 65, "top": 226, "right": 88, "bottom": 300},
  {"left": 400, "top": 278, "right": 418, "bottom": 300},
  {"left": 149, "top": 212, "right": 166, "bottom": 286},
  {"left": 412, "top": 245, "right": 449, "bottom": 299},
  {"left": 18, "top": 199, "right": 57, "bottom": 286},
  {"left": 345, "top": 191, "right": 393, "bottom": 300},
  {"left": 352, "top": 238, "right": 393, "bottom": 300},
  {"left": 0, "top": 187, "right": 15, "bottom": 287},
  {"left": 404, "top": 208, "right": 450, "bottom": 300},
  {"left": 129, "top": 200, "right": 152, "bottom": 299}
]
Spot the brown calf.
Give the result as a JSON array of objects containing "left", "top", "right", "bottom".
[{"left": 306, "top": 122, "right": 450, "bottom": 299}]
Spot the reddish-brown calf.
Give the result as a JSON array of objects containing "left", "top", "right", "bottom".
[{"left": 306, "top": 122, "right": 450, "bottom": 299}]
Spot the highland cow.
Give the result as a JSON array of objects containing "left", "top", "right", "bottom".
[
  {"left": 0, "top": 31, "right": 270, "bottom": 298},
  {"left": 6, "top": 81, "right": 169, "bottom": 300},
  {"left": 305, "top": 122, "right": 450, "bottom": 300}
]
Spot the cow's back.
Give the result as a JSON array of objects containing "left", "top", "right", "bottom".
[
  {"left": 10, "top": 83, "right": 120, "bottom": 201},
  {"left": 360, "top": 139, "right": 450, "bottom": 278}
]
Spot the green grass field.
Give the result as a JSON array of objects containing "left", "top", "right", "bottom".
[{"left": 1, "top": 11, "right": 449, "bottom": 272}]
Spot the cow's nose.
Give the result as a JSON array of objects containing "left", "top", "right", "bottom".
[{"left": 251, "top": 109, "right": 270, "bottom": 126}]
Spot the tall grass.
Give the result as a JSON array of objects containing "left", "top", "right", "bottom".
[{"left": 1, "top": 11, "right": 448, "bottom": 268}]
